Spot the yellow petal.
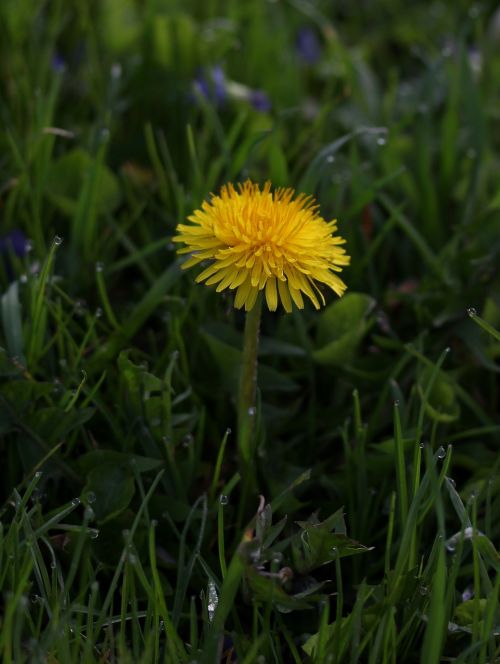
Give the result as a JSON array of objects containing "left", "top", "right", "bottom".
[{"left": 265, "top": 277, "right": 278, "bottom": 311}]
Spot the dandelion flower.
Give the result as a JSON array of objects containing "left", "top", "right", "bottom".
[{"left": 174, "top": 180, "right": 350, "bottom": 312}]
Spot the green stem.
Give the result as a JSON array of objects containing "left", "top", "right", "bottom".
[{"left": 236, "top": 294, "right": 262, "bottom": 518}]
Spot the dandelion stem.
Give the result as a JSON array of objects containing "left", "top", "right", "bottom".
[{"left": 237, "top": 295, "right": 262, "bottom": 519}]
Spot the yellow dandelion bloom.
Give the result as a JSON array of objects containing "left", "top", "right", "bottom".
[{"left": 173, "top": 180, "right": 350, "bottom": 312}]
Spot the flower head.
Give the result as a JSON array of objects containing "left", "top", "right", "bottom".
[{"left": 174, "top": 180, "right": 350, "bottom": 312}]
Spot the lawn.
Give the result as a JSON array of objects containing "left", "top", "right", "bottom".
[{"left": 0, "top": 0, "right": 499, "bottom": 662}]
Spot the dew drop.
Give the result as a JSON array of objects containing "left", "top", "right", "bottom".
[
  {"left": 437, "top": 446, "right": 446, "bottom": 459},
  {"left": 89, "top": 529, "right": 99, "bottom": 540},
  {"left": 446, "top": 477, "right": 456, "bottom": 488},
  {"left": 31, "top": 594, "right": 40, "bottom": 604},
  {"left": 84, "top": 507, "right": 95, "bottom": 521},
  {"left": 50, "top": 561, "right": 57, "bottom": 570},
  {"left": 248, "top": 406, "right": 257, "bottom": 416},
  {"left": 34, "top": 471, "right": 43, "bottom": 480},
  {"left": 53, "top": 235, "right": 63, "bottom": 246},
  {"left": 376, "top": 137, "right": 386, "bottom": 146},
  {"left": 419, "top": 585, "right": 428, "bottom": 596},
  {"left": 111, "top": 63, "right": 122, "bottom": 79},
  {"left": 326, "top": 155, "right": 335, "bottom": 163},
  {"left": 25, "top": 239, "right": 34, "bottom": 253},
  {"left": 225, "top": 427, "right": 232, "bottom": 436},
  {"left": 19, "top": 274, "right": 28, "bottom": 283},
  {"left": 394, "top": 399, "right": 400, "bottom": 407},
  {"left": 219, "top": 494, "right": 229, "bottom": 505},
  {"left": 95, "top": 262, "right": 104, "bottom": 273},
  {"left": 419, "top": 442, "right": 425, "bottom": 449},
  {"left": 445, "top": 539, "right": 456, "bottom": 553},
  {"left": 95, "top": 307, "right": 103, "bottom": 318},
  {"left": 151, "top": 519, "right": 158, "bottom": 527},
  {"left": 71, "top": 497, "right": 81, "bottom": 506},
  {"left": 86, "top": 491, "right": 96, "bottom": 504},
  {"left": 467, "top": 307, "right": 477, "bottom": 317}
]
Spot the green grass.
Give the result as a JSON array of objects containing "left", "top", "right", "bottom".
[{"left": 0, "top": 0, "right": 499, "bottom": 661}]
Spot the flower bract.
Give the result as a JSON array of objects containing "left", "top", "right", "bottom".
[{"left": 174, "top": 180, "right": 350, "bottom": 312}]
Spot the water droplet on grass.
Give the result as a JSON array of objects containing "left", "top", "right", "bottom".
[
  {"left": 219, "top": 494, "right": 229, "bottom": 505},
  {"left": 95, "top": 262, "right": 104, "bottom": 273},
  {"left": 71, "top": 497, "right": 80, "bottom": 506},
  {"left": 53, "top": 235, "right": 63, "bottom": 246},
  {"left": 467, "top": 307, "right": 477, "bottom": 317},
  {"left": 446, "top": 477, "right": 456, "bottom": 488},
  {"left": 445, "top": 539, "right": 456, "bottom": 553},
  {"left": 376, "top": 137, "right": 386, "bottom": 146},
  {"left": 95, "top": 307, "right": 103, "bottom": 318},
  {"left": 248, "top": 406, "right": 257, "bottom": 416},
  {"left": 86, "top": 491, "right": 96, "bottom": 504},
  {"left": 437, "top": 446, "right": 446, "bottom": 459},
  {"left": 111, "top": 63, "right": 122, "bottom": 79}
]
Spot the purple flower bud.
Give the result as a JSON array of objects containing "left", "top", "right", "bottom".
[
  {"left": 52, "top": 53, "right": 66, "bottom": 73},
  {"left": 0, "top": 230, "right": 28, "bottom": 258},
  {"left": 249, "top": 89, "right": 271, "bottom": 112},
  {"left": 296, "top": 27, "right": 322, "bottom": 65},
  {"left": 193, "top": 66, "right": 227, "bottom": 106}
]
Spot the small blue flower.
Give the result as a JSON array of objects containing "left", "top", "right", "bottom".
[
  {"left": 296, "top": 27, "right": 322, "bottom": 65},
  {"left": 0, "top": 230, "right": 28, "bottom": 282},
  {"left": 0, "top": 230, "right": 28, "bottom": 258},
  {"left": 193, "top": 66, "right": 227, "bottom": 106},
  {"left": 249, "top": 89, "right": 272, "bottom": 112},
  {"left": 51, "top": 53, "right": 66, "bottom": 73}
]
